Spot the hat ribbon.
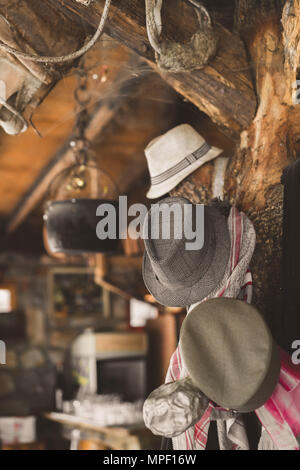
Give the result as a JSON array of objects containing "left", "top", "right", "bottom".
[{"left": 150, "top": 142, "right": 211, "bottom": 185}]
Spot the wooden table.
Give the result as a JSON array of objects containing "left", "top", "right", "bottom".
[{"left": 44, "top": 412, "right": 150, "bottom": 450}]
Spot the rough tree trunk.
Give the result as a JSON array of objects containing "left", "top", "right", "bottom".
[{"left": 227, "top": 0, "right": 300, "bottom": 344}]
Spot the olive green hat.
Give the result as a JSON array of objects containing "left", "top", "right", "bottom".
[{"left": 180, "top": 298, "right": 280, "bottom": 413}]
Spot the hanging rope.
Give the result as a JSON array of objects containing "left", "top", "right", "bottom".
[
  {"left": 72, "top": 59, "right": 91, "bottom": 167},
  {"left": 145, "top": 0, "right": 163, "bottom": 55},
  {"left": 0, "top": 0, "right": 111, "bottom": 63},
  {"left": 144, "top": 0, "right": 218, "bottom": 72}
]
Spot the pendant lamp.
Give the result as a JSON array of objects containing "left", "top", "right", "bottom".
[{"left": 43, "top": 63, "right": 119, "bottom": 255}]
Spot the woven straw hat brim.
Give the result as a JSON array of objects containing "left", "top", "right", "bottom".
[{"left": 142, "top": 206, "right": 230, "bottom": 307}]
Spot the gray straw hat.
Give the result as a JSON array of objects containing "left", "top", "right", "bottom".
[
  {"left": 142, "top": 197, "right": 230, "bottom": 307},
  {"left": 180, "top": 298, "right": 281, "bottom": 413}
]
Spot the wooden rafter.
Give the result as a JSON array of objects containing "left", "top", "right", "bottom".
[{"left": 47, "top": 0, "right": 257, "bottom": 139}]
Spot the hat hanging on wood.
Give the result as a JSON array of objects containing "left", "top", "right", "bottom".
[
  {"left": 145, "top": 124, "right": 223, "bottom": 199},
  {"left": 145, "top": 0, "right": 219, "bottom": 72},
  {"left": 181, "top": 298, "right": 281, "bottom": 413},
  {"left": 142, "top": 197, "right": 230, "bottom": 306}
]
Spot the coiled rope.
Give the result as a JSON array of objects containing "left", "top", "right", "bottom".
[
  {"left": 144, "top": 0, "right": 216, "bottom": 72},
  {"left": 0, "top": 0, "right": 111, "bottom": 63}
]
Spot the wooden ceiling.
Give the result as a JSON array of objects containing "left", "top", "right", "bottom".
[
  {"left": 0, "top": 42, "right": 173, "bottom": 211},
  {"left": 0, "top": 40, "right": 130, "bottom": 217},
  {"left": 0, "top": 36, "right": 182, "bottom": 251},
  {"left": 0, "top": 1, "right": 236, "bottom": 254}
]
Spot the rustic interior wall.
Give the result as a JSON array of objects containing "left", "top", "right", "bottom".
[
  {"left": 0, "top": 252, "right": 127, "bottom": 416},
  {"left": 0, "top": 253, "right": 56, "bottom": 416}
]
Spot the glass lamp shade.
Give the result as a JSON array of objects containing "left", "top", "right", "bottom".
[{"left": 43, "top": 164, "right": 119, "bottom": 255}]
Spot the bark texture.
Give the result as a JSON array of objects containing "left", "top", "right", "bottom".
[{"left": 173, "top": 1, "right": 300, "bottom": 346}]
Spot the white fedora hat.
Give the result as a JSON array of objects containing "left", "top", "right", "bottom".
[{"left": 145, "top": 124, "right": 223, "bottom": 199}]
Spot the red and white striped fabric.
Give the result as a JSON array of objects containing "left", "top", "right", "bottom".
[
  {"left": 255, "top": 349, "right": 300, "bottom": 450},
  {"left": 166, "top": 206, "right": 300, "bottom": 450}
]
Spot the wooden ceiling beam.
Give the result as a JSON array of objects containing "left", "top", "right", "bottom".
[{"left": 48, "top": 0, "right": 257, "bottom": 138}]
